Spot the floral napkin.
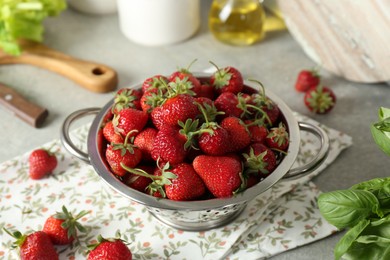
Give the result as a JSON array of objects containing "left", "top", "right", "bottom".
[{"left": 0, "top": 113, "right": 352, "bottom": 260}]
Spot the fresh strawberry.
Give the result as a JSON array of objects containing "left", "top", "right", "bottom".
[
  {"left": 214, "top": 92, "right": 244, "bottom": 118},
  {"left": 111, "top": 88, "right": 142, "bottom": 113},
  {"left": 105, "top": 132, "right": 143, "bottom": 177},
  {"left": 151, "top": 126, "right": 189, "bottom": 165},
  {"left": 198, "top": 125, "right": 231, "bottom": 155},
  {"left": 245, "top": 119, "right": 269, "bottom": 143},
  {"left": 103, "top": 120, "right": 123, "bottom": 144},
  {"left": 195, "top": 102, "right": 230, "bottom": 155},
  {"left": 295, "top": 69, "right": 320, "bottom": 92},
  {"left": 193, "top": 154, "right": 243, "bottom": 198},
  {"left": 87, "top": 235, "right": 132, "bottom": 260},
  {"left": 209, "top": 63, "right": 244, "bottom": 94},
  {"left": 151, "top": 94, "right": 199, "bottom": 128},
  {"left": 220, "top": 116, "right": 251, "bottom": 152},
  {"left": 141, "top": 75, "right": 168, "bottom": 94},
  {"left": 150, "top": 106, "right": 165, "bottom": 129},
  {"left": 169, "top": 60, "right": 201, "bottom": 90},
  {"left": 265, "top": 123, "right": 289, "bottom": 151},
  {"left": 243, "top": 142, "right": 277, "bottom": 175},
  {"left": 123, "top": 165, "right": 153, "bottom": 192},
  {"left": 42, "top": 206, "right": 88, "bottom": 245},
  {"left": 193, "top": 83, "right": 215, "bottom": 99},
  {"left": 113, "top": 107, "right": 149, "bottom": 137},
  {"left": 133, "top": 127, "right": 158, "bottom": 162},
  {"left": 5, "top": 229, "right": 59, "bottom": 260},
  {"left": 194, "top": 96, "right": 213, "bottom": 107},
  {"left": 28, "top": 149, "right": 57, "bottom": 180},
  {"left": 304, "top": 86, "right": 336, "bottom": 114},
  {"left": 159, "top": 163, "right": 206, "bottom": 201}
]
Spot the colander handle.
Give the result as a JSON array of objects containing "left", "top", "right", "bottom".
[
  {"left": 60, "top": 107, "right": 101, "bottom": 164},
  {"left": 282, "top": 121, "right": 330, "bottom": 180}
]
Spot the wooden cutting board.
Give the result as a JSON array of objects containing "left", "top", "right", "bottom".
[{"left": 276, "top": 0, "right": 390, "bottom": 83}]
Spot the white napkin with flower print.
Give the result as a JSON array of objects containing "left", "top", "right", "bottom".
[{"left": 0, "top": 113, "right": 352, "bottom": 260}]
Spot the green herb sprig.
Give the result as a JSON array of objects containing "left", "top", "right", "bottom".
[{"left": 318, "top": 107, "right": 390, "bottom": 260}]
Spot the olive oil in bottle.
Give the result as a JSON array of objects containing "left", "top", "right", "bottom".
[{"left": 209, "top": 0, "right": 266, "bottom": 46}]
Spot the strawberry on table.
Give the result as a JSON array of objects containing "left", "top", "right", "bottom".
[
  {"left": 42, "top": 205, "right": 89, "bottom": 245},
  {"left": 193, "top": 154, "right": 243, "bottom": 198},
  {"left": 87, "top": 234, "right": 132, "bottom": 260},
  {"left": 295, "top": 68, "right": 320, "bottom": 92},
  {"left": 265, "top": 122, "right": 289, "bottom": 151},
  {"left": 304, "top": 86, "right": 336, "bottom": 114},
  {"left": 4, "top": 229, "right": 59, "bottom": 260},
  {"left": 28, "top": 148, "right": 57, "bottom": 180}
]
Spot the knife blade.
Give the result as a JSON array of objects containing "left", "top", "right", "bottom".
[{"left": 0, "top": 82, "right": 48, "bottom": 128}]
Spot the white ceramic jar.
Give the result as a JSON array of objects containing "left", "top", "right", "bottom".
[
  {"left": 116, "top": 0, "right": 201, "bottom": 46},
  {"left": 68, "top": 0, "right": 117, "bottom": 15}
]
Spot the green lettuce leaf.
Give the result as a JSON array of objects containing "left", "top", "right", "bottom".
[{"left": 0, "top": 0, "right": 67, "bottom": 55}]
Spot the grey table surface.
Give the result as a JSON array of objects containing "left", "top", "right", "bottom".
[{"left": 0, "top": 1, "right": 389, "bottom": 260}]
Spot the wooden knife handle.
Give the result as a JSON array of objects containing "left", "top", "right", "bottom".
[
  {"left": 0, "top": 41, "right": 118, "bottom": 93},
  {"left": 0, "top": 83, "right": 48, "bottom": 128}
]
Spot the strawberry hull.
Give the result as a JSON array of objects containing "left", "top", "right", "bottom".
[{"left": 61, "top": 72, "right": 330, "bottom": 231}]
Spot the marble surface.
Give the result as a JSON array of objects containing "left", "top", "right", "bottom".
[{"left": 0, "top": 1, "right": 389, "bottom": 259}]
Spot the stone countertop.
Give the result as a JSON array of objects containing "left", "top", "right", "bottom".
[{"left": 0, "top": 1, "right": 389, "bottom": 259}]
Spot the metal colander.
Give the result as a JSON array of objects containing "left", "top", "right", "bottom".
[{"left": 61, "top": 75, "right": 330, "bottom": 231}]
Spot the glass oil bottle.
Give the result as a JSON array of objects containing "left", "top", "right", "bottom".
[{"left": 208, "top": 0, "right": 266, "bottom": 46}]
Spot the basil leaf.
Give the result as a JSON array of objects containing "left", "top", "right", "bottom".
[
  {"left": 356, "top": 235, "right": 390, "bottom": 244},
  {"left": 318, "top": 189, "right": 380, "bottom": 229},
  {"left": 334, "top": 219, "right": 370, "bottom": 260},
  {"left": 370, "top": 124, "right": 390, "bottom": 157},
  {"left": 378, "top": 107, "right": 390, "bottom": 121},
  {"left": 344, "top": 241, "right": 390, "bottom": 260},
  {"left": 364, "top": 218, "right": 390, "bottom": 239},
  {"left": 351, "top": 177, "right": 390, "bottom": 208},
  {"left": 371, "top": 107, "right": 390, "bottom": 156},
  {"left": 350, "top": 177, "right": 390, "bottom": 191}
]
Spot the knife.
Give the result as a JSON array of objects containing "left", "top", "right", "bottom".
[{"left": 0, "top": 82, "right": 48, "bottom": 128}]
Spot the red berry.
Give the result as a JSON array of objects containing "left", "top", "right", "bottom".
[
  {"left": 193, "top": 155, "right": 242, "bottom": 198},
  {"left": 28, "top": 149, "right": 57, "bottom": 180},
  {"left": 88, "top": 235, "right": 132, "bottom": 260},
  {"left": 210, "top": 64, "right": 244, "bottom": 94},
  {"left": 265, "top": 123, "right": 289, "bottom": 151},
  {"left": 5, "top": 229, "right": 59, "bottom": 260},
  {"left": 43, "top": 206, "right": 88, "bottom": 245},
  {"left": 295, "top": 69, "right": 320, "bottom": 92},
  {"left": 304, "top": 86, "right": 336, "bottom": 114}
]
